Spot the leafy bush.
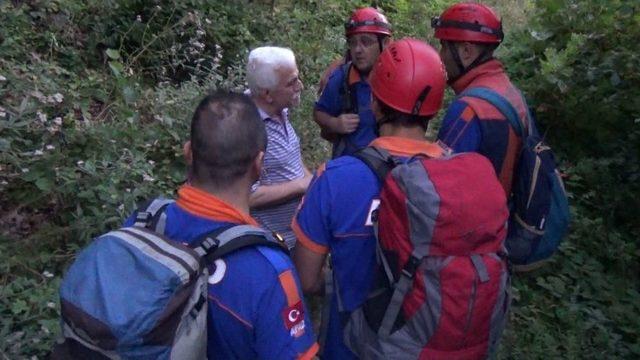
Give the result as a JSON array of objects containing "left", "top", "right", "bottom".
[
  {"left": 0, "top": 1, "right": 246, "bottom": 355},
  {"left": 498, "top": 0, "right": 640, "bottom": 357},
  {"left": 1, "top": 0, "right": 638, "bottom": 358}
]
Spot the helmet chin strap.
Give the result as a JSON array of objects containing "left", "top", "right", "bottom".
[{"left": 449, "top": 44, "right": 466, "bottom": 79}]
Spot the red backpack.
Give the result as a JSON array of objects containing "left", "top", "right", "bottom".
[{"left": 345, "top": 147, "right": 511, "bottom": 359}]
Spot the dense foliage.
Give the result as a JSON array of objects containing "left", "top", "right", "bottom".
[
  {"left": 1, "top": 0, "right": 638, "bottom": 358},
  {"left": 499, "top": 1, "right": 640, "bottom": 357}
]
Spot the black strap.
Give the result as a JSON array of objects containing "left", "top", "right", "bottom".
[
  {"left": 189, "top": 225, "right": 289, "bottom": 266},
  {"left": 353, "top": 146, "right": 397, "bottom": 182},
  {"left": 332, "top": 62, "right": 359, "bottom": 159},
  {"left": 148, "top": 203, "right": 171, "bottom": 230},
  {"left": 205, "top": 234, "right": 289, "bottom": 263},
  {"left": 412, "top": 85, "right": 432, "bottom": 116},
  {"left": 135, "top": 204, "right": 289, "bottom": 268},
  {"left": 431, "top": 17, "right": 503, "bottom": 41},
  {"left": 134, "top": 199, "right": 173, "bottom": 231},
  {"left": 448, "top": 43, "right": 466, "bottom": 79},
  {"left": 339, "top": 62, "right": 356, "bottom": 114},
  {"left": 345, "top": 20, "right": 392, "bottom": 31}
]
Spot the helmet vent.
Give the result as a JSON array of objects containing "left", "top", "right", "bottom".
[{"left": 390, "top": 47, "right": 401, "bottom": 62}]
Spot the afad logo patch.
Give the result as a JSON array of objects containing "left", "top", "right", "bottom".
[{"left": 282, "top": 300, "right": 305, "bottom": 338}]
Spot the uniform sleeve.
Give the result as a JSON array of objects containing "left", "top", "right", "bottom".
[
  {"left": 437, "top": 99, "right": 482, "bottom": 153},
  {"left": 315, "top": 68, "right": 345, "bottom": 117},
  {"left": 291, "top": 168, "right": 332, "bottom": 254},
  {"left": 254, "top": 268, "right": 319, "bottom": 360}
]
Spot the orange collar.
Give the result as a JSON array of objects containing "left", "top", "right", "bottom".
[
  {"left": 451, "top": 59, "right": 505, "bottom": 94},
  {"left": 176, "top": 185, "right": 258, "bottom": 226},
  {"left": 369, "top": 136, "right": 444, "bottom": 158},
  {"left": 347, "top": 63, "right": 364, "bottom": 85}
]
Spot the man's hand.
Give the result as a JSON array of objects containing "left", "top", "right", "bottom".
[
  {"left": 314, "top": 109, "right": 359, "bottom": 140},
  {"left": 333, "top": 113, "right": 360, "bottom": 134}
]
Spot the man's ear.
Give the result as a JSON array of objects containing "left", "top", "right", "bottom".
[
  {"left": 183, "top": 140, "right": 193, "bottom": 165},
  {"left": 259, "top": 88, "right": 273, "bottom": 104}
]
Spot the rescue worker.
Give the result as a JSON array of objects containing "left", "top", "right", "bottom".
[
  {"left": 129, "top": 92, "right": 318, "bottom": 359},
  {"left": 314, "top": 7, "right": 392, "bottom": 158},
  {"left": 433, "top": 2, "right": 530, "bottom": 195},
  {"left": 293, "top": 39, "right": 448, "bottom": 359}
]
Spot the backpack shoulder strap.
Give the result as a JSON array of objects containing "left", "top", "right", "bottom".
[
  {"left": 461, "top": 87, "right": 526, "bottom": 138},
  {"left": 133, "top": 198, "right": 175, "bottom": 233},
  {"left": 339, "top": 62, "right": 356, "bottom": 114},
  {"left": 191, "top": 225, "right": 289, "bottom": 265},
  {"left": 353, "top": 146, "right": 397, "bottom": 182}
]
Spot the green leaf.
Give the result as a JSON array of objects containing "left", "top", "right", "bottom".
[
  {"left": 35, "top": 177, "right": 53, "bottom": 191},
  {"left": 122, "top": 85, "right": 137, "bottom": 105},
  {"left": 108, "top": 61, "right": 124, "bottom": 77},
  {"left": 105, "top": 48, "right": 120, "bottom": 60},
  {"left": 11, "top": 299, "right": 29, "bottom": 315}
]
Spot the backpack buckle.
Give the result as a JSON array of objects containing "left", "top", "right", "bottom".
[
  {"left": 202, "top": 236, "right": 219, "bottom": 252},
  {"left": 272, "top": 231, "right": 286, "bottom": 244},
  {"left": 134, "top": 211, "right": 152, "bottom": 227},
  {"left": 401, "top": 255, "right": 421, "bottom": 279}
]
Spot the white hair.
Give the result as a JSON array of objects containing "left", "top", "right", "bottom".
[{"left": 246, "top": 46, "right": 296, "bottom": 94}]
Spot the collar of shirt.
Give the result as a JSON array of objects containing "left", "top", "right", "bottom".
[
  {"left": 347, "top": 63, "right": 366, "bottom": 86},
  {"left": 369, "top": 136, "right": 444, "bottom": 158},
  {"left": 257, "top": 104, "right": 288, "bottom": 123},
  {"left": 243, "top": 89, "right": 289, "bottom": 122},
  {"left": 176, "top": 184, "right": 259, "bottom": 226},
  {"left": 451, "top": 59, "right": 505, "bottom": 94}
]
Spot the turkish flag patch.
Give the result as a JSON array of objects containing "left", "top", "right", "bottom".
[{"left": 282, "top": 300, "right": 305, "bottom": 330}]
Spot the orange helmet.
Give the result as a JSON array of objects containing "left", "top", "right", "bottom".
[
  {"left": 369, "top": 38, "right": 446, "bottom": 117},
  {"left": 345, "top": 7, "right": 392, "bottom": 37},
  {"left": 432, "top": 2, "right": 503, "bottom": 43}
]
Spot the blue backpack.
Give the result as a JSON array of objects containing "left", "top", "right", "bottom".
[
  {"left": 461, "top": 88, "right": 571, "bottom": 265},
  {"left": 52, "top": 199, "right": 288, "bottom": 359}
]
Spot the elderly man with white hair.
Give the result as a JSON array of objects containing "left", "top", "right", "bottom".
[{"left": 247, "top": 46, "right": 312, "bottom": 250}]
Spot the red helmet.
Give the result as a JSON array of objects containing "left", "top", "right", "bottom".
[
  {"left": 345, "top": 7, "right": 392, "bottom": 37},
  {"left": 432, "top": 2, "right": 503, "bottom": 43},
  {"left": 369, "top": 38, "right": 446, "bottom": 117}
]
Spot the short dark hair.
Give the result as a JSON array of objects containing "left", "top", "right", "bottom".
[
  {"left": 190, "top": 91, "right": 266, "bottom": 188},
  {"left": 377, "top": 99, "right": 433, "bottom": 131}
]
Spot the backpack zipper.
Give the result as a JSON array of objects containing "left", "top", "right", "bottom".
[
  {"left": 526, "top": 154, "right": 541, "bottom": 209},
  {"left": 525, "top": 141, "right": 550, "bottom": 210},
  {"left": 461, "top": 276, "right": 478, "bottom": 348}
]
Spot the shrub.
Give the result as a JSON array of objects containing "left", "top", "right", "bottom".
[
  {"left": 1, "top": 0, "right": 638, "bottom": 358},
  {"left": 498, "top": 0, "right": 640, "bottom": 357}
]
